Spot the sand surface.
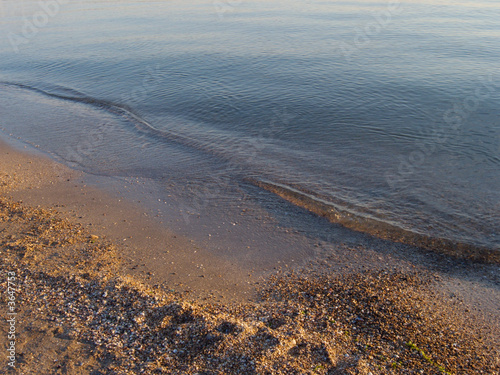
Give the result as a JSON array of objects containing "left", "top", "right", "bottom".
[{"left": 0, "top": 139, "right": 498, "bottom": 374}]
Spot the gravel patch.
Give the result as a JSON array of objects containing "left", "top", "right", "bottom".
[{"left": 0, "top": 176, "right": 498, "bottom": 374}]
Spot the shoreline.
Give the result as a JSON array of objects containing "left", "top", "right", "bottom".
[
  {"left": 0, "top": 139, "right": 499, "bottom": 374},
  {"left": 252, "top": 178, "right": 500, "bottom": 265},
  {"left": 0, "top": 139, "right": 261, "bottom": 303}
]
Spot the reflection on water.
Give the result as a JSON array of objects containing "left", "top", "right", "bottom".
[{"left": 0, "top": 0, "right": 499, "bottom": 253}]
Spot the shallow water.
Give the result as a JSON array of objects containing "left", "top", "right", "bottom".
[{"left": 0, "top": 0, "right": 499, "bottom": 253}]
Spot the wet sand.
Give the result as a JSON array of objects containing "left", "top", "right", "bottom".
[
  {"left": 0, "top": 139, "right": 259, "bottom": 303},
  {"left": 0, "top": 139, "right": 499, "bottom": 374}
]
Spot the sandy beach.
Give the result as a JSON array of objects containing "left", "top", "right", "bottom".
[{"left": 0, "top": 139, "right": 499, "bottom": 374}]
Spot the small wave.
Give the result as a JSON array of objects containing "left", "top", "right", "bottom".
[
  {"left": 2, "top": 81, "right": 498, "bottom": 265},
  {"left": 248, "top": 178, "right": 500, "bottom": 265},
  {"left": 0, "top": 81, "right": 271, "bottom": 166},
  {"left": 0, "top": 81, "right": 185, "bottom": 143}
]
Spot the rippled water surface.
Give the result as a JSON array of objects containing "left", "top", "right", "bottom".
[{"left": 0, "top": 0, "right": 499, "bottom": 252}]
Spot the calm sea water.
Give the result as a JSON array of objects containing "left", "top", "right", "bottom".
[{"left": 0, "top": 0, "right": 499, "bottom": 253}]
